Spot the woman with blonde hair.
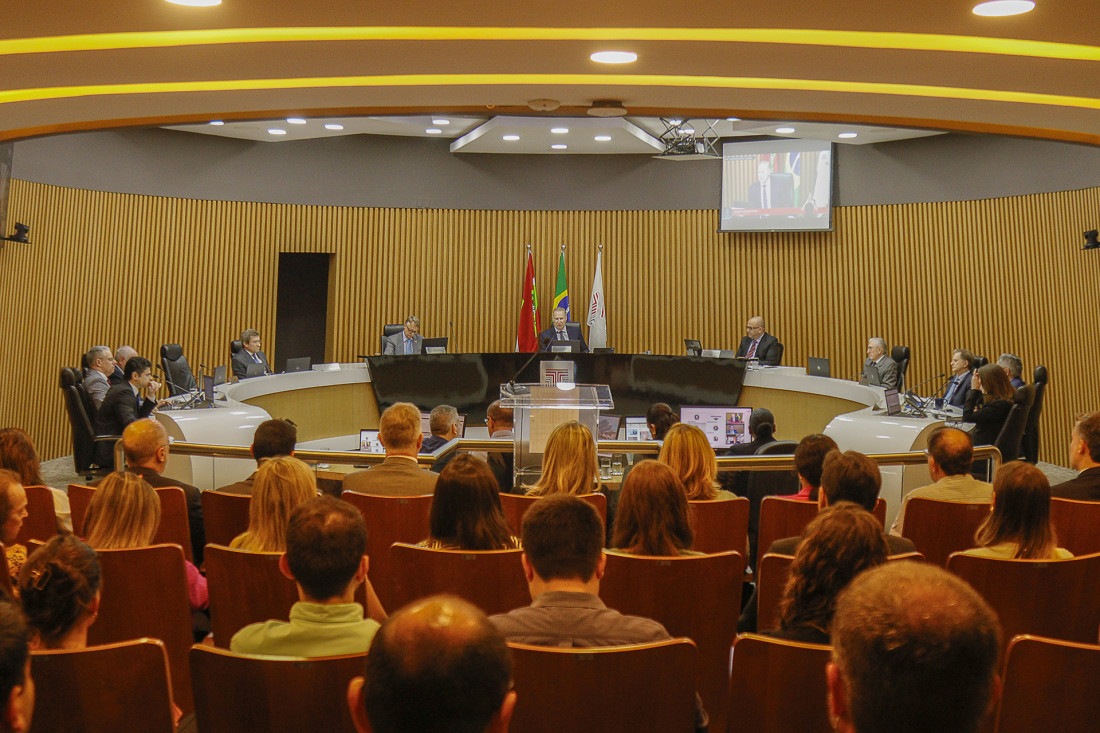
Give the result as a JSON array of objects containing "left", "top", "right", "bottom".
[
  {"left": 610, "top": 460, "right": 697, "bottom": 556},
  {"left": 964, "top": 460, "right": 1072, "bottom": 560},
  {"left": 525, "top": 421, "right": 599, "bottom": 497},
  {"left": 230, "top": 456, "right": 318, "bottom": 552},
  {"left": 659, "top": 423, "right": 735, "bottom": 501},
  {"left": 84, "top": 471, "right": 207, "bottom": 612}
]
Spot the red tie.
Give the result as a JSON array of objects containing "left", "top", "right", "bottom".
[{"left": 747, "top": 340, "right": 758, "bottom": 359}]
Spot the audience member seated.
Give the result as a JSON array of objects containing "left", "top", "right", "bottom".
[
  {"left": 609, "top": 461, "right": 698, "bottom": 556},
  {"left": 344, "top": 403, "right": 439, "bottom": 497},
  {"left": 231, "top": 328, "right": 271, "bottom": 379},
  {"left": 81, "top": 345, "right": 115, "bottom": 410},
  {"left": 785, "top": 433, "right": 839, "bottom": 501},
  {"left": 0, "top": 470, "right": 28, "bottom": 588},
  {"left": 18, "top": 534, "right": 100, "bottom": 650},
  {"left": 963, "top": 363, "right": 1015, "bottom": 447},
  {"left": 645, "top": 402, "right": 680, "bottom": 441},
  {"left": 84, "top": 471, "right": 208, "bottom": 613},
  {"left": 658, "top": 424, "right": 735, "bottom": 501},
  {"left": 422, "top": 405, "right": 459, "bottom": 454},
  {"left": 763, "top": 502, "right": 888, "bottom": 645},
  {"left": 105, "top": 419, "right": 205, "bottom": 565},
  {"left": 229, "top": 456, "right": 318, "bottom": 553},
  {"left": 348, "top": 595, "right": 515, "bottom": 733},
  {"left": 720, "top": 408, "right": 777, "bottom": 495},
  {"left": 0, "top": 597, "right": 33, "bottom": 733},
  {"left": 93, "top": 356, "right": 163, "bottom": 469},
  {"left": 231, "top": 496, "right": 380, "bottom": 656},
  {"left": 0, "top": 428, "right": 72, "bottom": 532},
  {"left": 962, "top": 460, "right": 1072, "bottom": 560},
  {"left": 860, "top": 337, "right": 899, "bottom": 390},
  {"left": 216, "top": 418, "right": 298, "bottom": 495},
  {"left": 941, "top": 348, "right": 975, "bottom": 410},
  {"left": 480, "top": 400, "right": 516, "bottom": 493},
  {"left": 998, "top": 352, "right": 1026, "bottom": 389},
  {"left": 524, "top": 421, "right": 599, "bottom": 497},
  {"left": 828, "top": 562, "right": 1002, "bottom": 733},
  {"left": 890, "top": 427, "right": 992, "bottom": 536},
  {"left": 1052, "top": 410, "right": 1100, "bottom": 501},
  {"left": 418, "top": 455, "right": 520, "bottom": 551},
  {"left": 489, "top": 494, "right": 708, "bottom": 732}
]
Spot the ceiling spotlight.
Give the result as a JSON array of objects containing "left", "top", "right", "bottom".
[
  {"left": 324, "top": 124, "right": 344, "bottom": 131},
  {"left": 267, "top": 129, "right": 287, "bottom": 135},
  {"left": 681, "top": 126, "right": 696, "bottom": 135},
  {"left": 528, "top": 99, "right": 561, "bottom": 112},
  {"left": 775, "top": 126, "right": 796, "bottom": 134},
  {"left": 972, "top": 1, "right": 1035, "bottom": 16},
  {"left": 432, "top": 118, "right": 450, "bottom": 126},
  {"left": 2, "top": 222, "right": 30, "bottom": 244},
  {"left": 503, "top": 135, "right": 520, "bottom": 141},
  {"left": 726, "top": 117, "right": 742, "bottom": 122},
  {"left": 588, "top": 100, "right": 628, "bottom": 118},
  {"left": 667, "top": 118, "right": 683, "bottom": 127},
  {"left": 838, "top": 132, "right": 859, "bottom": 139},
  {"left": 590, "top": 51, "right": 638, "bottom": 64},
  {"left": 425, "top": 128, "right": 443, "bottom": 135},
  {"left": 208, "top": 120, "right": 224, "bottom": 126},
  {"left": 551, "top": 128, "right": 569, "bottom": 134},
  {"left": 286, "top": 118, "right": 307, "bottom": 125},
  {"left": 1084, "top": 230, "right": 1100, "bottom": 250},
  {"left": 551, "top": 144, "right": 568, "bottom": 150},
  {"left": 165, "top": 0, "right": 221, "bottom": 6},
  {"left": 594, "top": 135, "right": 612, "bottom": 142}
]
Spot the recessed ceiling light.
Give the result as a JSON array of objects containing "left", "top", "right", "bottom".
[
  {"left": 432, "top": 118, "right": 450, "bottom": 126},
  {"left": 503, "top": 135, "right": 520, "bottom": 141},
  {"left": 726, "top": 117, "right": 742, "bottom": 122},
  {"left": 551, "top": 127, "right": 569, "bottom": 134},
  {"left": 286, "top": 118, "right": 307, "bottom": 125},
  {"left": 324, "top": 124, "right": 344, "bottom": 131},
  {"left": 682, "top": 126, "right": 696, "bottom": 135},
  {"left": 551, "top": 144, "right": 568, "bottom": 150},
  {"left": 590, "top": 51, "right": 637, "bottom": 64},
  {"left": 668, "top": 118, "right": 683, "bottom": 126},
  {"left": 208, "top": 120, "right": 224, "bottom": 126},
  {"left": 594, "top": 135, "right": 612, "bottom": 142},
  {"left": 775, "top": 127, "right": 796, "bottom": 134},
  {"left": 267, "top": 129, "right": 287, "bottom": 136},
  {"left": 838, "top": 132, "right": 859, "bottom": 139},
  {"left": 166, "top": 0, "right": 221, "bottom": 6},
  {"left": 972, "top": 0, "right": 1035, "bottom": 16},
  {"left": 425, "top": 128, "right": 443, "bottom": 135}
]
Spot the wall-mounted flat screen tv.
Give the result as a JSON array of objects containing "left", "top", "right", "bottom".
[{"left": 720, "top": 139, "right": 833, "bottom": 233}]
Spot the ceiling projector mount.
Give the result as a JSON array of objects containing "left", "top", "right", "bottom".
[{"left": 655, "top": 118, "right": 720, "bottom": 160}]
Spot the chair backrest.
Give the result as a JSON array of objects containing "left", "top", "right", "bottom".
[
  {"left": 1050, "top": 498, "right": 1100, "bottom": 556},
  {"left": 32, "top": 638, "right": 176, "bottom": 733},
  {"left": 688, "top": 497, "right": 749, "bottom": 555},
  {"left": 772, "top": 341, "right": 785, "bottom": 365},
  {"left": 201, "top": 491, "right": 252, "bottom": 547},
  {"left": 88, "top": 544, "right": 196, "bottom": 713},
  {"left": 995, "top": 384, "right": 1034, "bottom": 463},
  {"left": 204, "top": 545, "right": 299, "bottom": 647},
  {"left": 389, "top": 544, "right": 528, "bottom": 616},
  {"left": 340, "top": 491, "right": 433, "bottom": 610},
  {"left": 60, "top": 367, "right": 97, "bottom": 473},
  {"left": 1021, "top": 365, "right": 1048, "bottom": 463},
  {"left": 994, "top": 634, "right": 1100, "bottom": 733},
  {"left": 743, "top": 441, "right": 799, "bottom": 568},
  {"left": 946, "top": 551, "right": 1100, "bottom": 650},
  {"left": 901, "top": 498, "right": 991, "bottom": 567},
  {"left": 190, "top": 645, "right": 365, "bottom": 733},
  {"left": 15, "top": 485, "right": 58, "bottom": 544},
  {"left": 757, "top": 497, "right": 817, "bottom": 562},
  {"left": 601, "top": 551, "right": 744, "bottom": 733},
  {"left": 67, "top": 483, "right": 96, "bottom": 536},
  {"left": 728, "top": 634, "right": 833, "bottom": 733},
  {"left": 891, "top": 344, "right": 911, "bottom": 391},
  {"left": 508, "top": 639, "right": 698, "bottom": 733},
  {"left": 380, "top": 323, "right": 404, "bottom": 352},
  {"left": 160, "top": 343, "right": 197, "bottom": 396},
  {"left": 973, "top": 355, "right": 990, "bottom": 369},
  {"left": 499, "top": 492, "right": 607, "bottom": 536},
  {"left": 230, "top": 339, "right": 243, "bottom": 355},
  {"left": 153, "top": 486, "right": 193, "bottom": 563}
]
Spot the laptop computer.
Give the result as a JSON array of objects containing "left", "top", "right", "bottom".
[
  {"left": 213, "top": 364, "right": 227, "bottom": 386},
  {"left": 807, "top": 357, "right": 831, "bottom": 378},
  {"left": 684, "top": 339, "right": 702, "bottom": 357},
  {"left": 624, "top": 416, "right": 651, "bottom": 441},
  {"left": 244, "top": 362, "right": 266, "bottom": 378},
  {"left": 359, "top": 429, "right": 383, "bottom": 453},
  {"left": 883, "top": 388, "right": 903, "bottom": 416},
  {"left": 422, "top": 337, "right": 448, "bottom": 354},
  {"left": 285, "top": 357, "right": 311, "bottom": 373},
  {"left": 549, "top": 340, "right": 583, "bottom": 353}
]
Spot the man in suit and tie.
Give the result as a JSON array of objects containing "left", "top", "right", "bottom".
[
  {"left": 861, "top": 337, "right": 899, "bottom": 390},
  {"left": 941, "top": 349, "right": 975, "bottom": 410},
  {"left": 746, "top": 161, "right": 794, "bottom": 211},
  {"left": 232, "top": 328, "right": 272, "bottom": 379},
  {"left": 735, "top": 316, "right": 783, "bottom": 365},
  {"left": 383, "top": 316, "right": 423, "bottom": 355},
  {"left": 94, "top": 355, "right": 162, "bottom": 468},
  {"left": 539, "top": 307, "right": 588, "bottom": 352},
  {"left": 343, "top": 402, "right": 438, "bottom": 496}
]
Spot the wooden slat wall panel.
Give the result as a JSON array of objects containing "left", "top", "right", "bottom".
[{"left": 3, "top": 179, "right": 1097, "bottom": 464}]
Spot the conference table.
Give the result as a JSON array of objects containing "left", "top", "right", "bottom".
[{"left": 156, "top": 355, "right": 942, "bottom": 521}]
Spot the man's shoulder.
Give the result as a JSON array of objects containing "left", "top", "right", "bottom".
[
  {"left": 1052, "top": 468, "right": 1100, "bottom": 501},
  {"left": 216, "top": 478, "right": 254, "bottom": 495},
  {"left": 886, "top": 534, "right": 918, "bottom": 555},
  {"left": 766, "top": 536, "right": 801, "bottom": 556},
  {"left": 490, "top": 593, "right": 670, "bottom": 647}
]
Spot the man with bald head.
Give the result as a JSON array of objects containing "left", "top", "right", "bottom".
[
  {"left": 827, "top": 562, "right": 1001, "bottom": 733},
  {"left": 106, "top": 418, "right": 205, "bottom": 564},
  {"left": 735, "top": 316, "right": 782, "bottom": 365},
  {"left": 890, "top": 427, "right": 992, "bottom": 536},
  {"left": 348, "top": 595, "right": 516, "bottom": 733}
]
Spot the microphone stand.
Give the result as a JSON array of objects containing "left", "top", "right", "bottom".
[{"left": 504, "top": 338, "right": 548, "bottom": 396}]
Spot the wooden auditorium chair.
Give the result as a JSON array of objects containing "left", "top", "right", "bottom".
[
  {"left": 994, "top": 634, "right": 1100, "bottom": 733},
  {"left": 758, "top": 496, "right": 888, "bottom": 563},
  {"left": 340, "top": 491, "right": 432, "bottom": 609},
  {"left": 203, "top": 545, "right": 298, "bottom": 647},
  {"left": 200, "top": 490, "right": 251, "bottom": 548},
  {"left": 67, "top": 483, "right": 194, "bottom": 562},
  {"left": 499, "top": 491, "right": 607, "bottom": 535},
  {"left": 688, "top": 496, "right": 749, "bottom": 555},
  {"left": 388, "top": 543, "right": 528, "bottom": 616},
  {"left": 1050, "top": 497, "right": 1100, "bottom": 556},
  {"left": 67, "top": 483, "right": 96, "bottom": 536},
  {"left": 901, "top": 498, "right": 991, "bottom": 566},
  {"left": 15, "top": 484, "right": 59, "bottom": 544},
  {"left": 728, "top": 633, "right": 833, "bottom": 733}
]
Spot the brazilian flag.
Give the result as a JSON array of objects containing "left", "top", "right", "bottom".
[{"left": 553, "top": 246, "right": 569, "bottom": 319}]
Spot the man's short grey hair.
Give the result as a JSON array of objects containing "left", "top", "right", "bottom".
[
  {"left": 997, "top": 353, "right": 1023, "bottom": 379},
  {"left": 552, "top": 307, "right": 567, "bottom": 317},
  {"left": 86, "top": 345, "right": 111, "bottom": 365},
  {"left": 240, "top": 328, "right": 260, "bottom": 343},
  {"left": 404, "top": 316, "right": 421, "bottom": 328},
  {"left": 869, "top": 337, "right": 887, "bottom": 352},
  {"left": 115, "top": 345, "right": 137, "bottom": 365},
  {"left": 428, "top": 405, "right": 459, "bottom": 436}
]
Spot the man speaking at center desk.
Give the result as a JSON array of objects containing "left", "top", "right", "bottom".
[{"left": 539, "top": 307, "right": 589, "bottom": 352}]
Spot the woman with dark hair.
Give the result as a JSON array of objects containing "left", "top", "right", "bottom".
[
  {"left": 645, "top": 403, "right": 680, "bottom": 441},
  {"left": 721, "top": 408, "right": 778, "bottom": 494},
  {"left": 963, "top": 363, "right": 1015, "bottom": 447},
  {"left": 964, "top": 461, "right": 1072, "bottom": 560},
  {"left": 610, "top": 460, "right": 697, "bottom": 556},
  {"left": 18, "top": 534, "right": 101, "bottom": 649},
  {"left": 419, "top": 455, "right": 519, "bottom": 550},
  {"left": 766, "top": 502, "right": 889, "bottom": 644},
  {"left": 0, "top": 427, "right": 72, "bottom": 532}
]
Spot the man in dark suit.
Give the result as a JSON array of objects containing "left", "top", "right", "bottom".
[
  {"left": 746, "top": 161, "right": 794, "bottom": 210},
  {"left": 1053, "top": 411, "right": 1100, "bottom": 501},
  {"left": 216, "top": 418, "right": 298, "bottom": 495},
  {"left": 861, "top": 337, "right": 899, "bottom": 390},
  {"left": 232, "top": 328, "right": 272, "bottom": 379},
  {"left": 382, "top": 316, "right": 423, "bottom": 355},
  {"left": 539, "top": 307, "right": 588, "bottom": 352},
  {"left": 344, "top": 402, "right": 438, "bottom": 496},
  {"left": 94, "top": 355, "right": 161, "bottom": 468},
  {"left": 942, "top": 349, "right": 975, "bottom": 409},
  {"left": 735, "top": 316, "right": 782, "bottom": 365}
]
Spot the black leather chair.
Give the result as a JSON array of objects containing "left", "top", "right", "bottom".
[
  {"left": 891, "top": 345, "right": 911, "bottom": 391},
  {"left": 379, "top": 323, "right": 403, "bottom": 353},
  {"left": 160, "top": 344, "right": 197, "bottom": 396},
  {"left": 230, "top": 339, "right": 243, "bottom": 355},
  {"left": 59, "top": 367, "right": 118, "bottom": 479},
  {"left": 744, "top": 440, "right": 800, "bottom": 570},
  {"left": 993, "top": 384, "right": 1035, "bottom": 475},
  {"left": 971, "top": 355, "right": 989, "bottom": 369},
  {"left": 1021, "top": 365, "right": 1047, "bottom": 463}
]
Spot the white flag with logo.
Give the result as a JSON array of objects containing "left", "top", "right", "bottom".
[{"left": 586, "top": 247, "right": 607, "bottom": 349}]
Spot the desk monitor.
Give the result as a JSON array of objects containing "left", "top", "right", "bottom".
[
  {"left": 719, "top": 350, "right": 736, "bottom": 359},
  {"left": 807, "top": 357, "right": 830, "bottom": 378},
  {"left": 285, "top": 357, "right": 311, "bottom": 373},
  {"left": 684, "top": 339, "right": 702, "bottom": 357},
  {"left": 244, "top": 362, "right": 266, "bottom": 379},
  {"left": 422, "top": 337, "right": 448, "bottom": 353},
  {"left": 202, "top": 374, "right": 215, "bottom": 403},
  {"left": 884, "top": 388, "right": 903, "bottom": 416},
  {"left": 597, "top": 414, "right": 622, "bottom": 441},
  {"left": 701, "top": 349, "right": 722, "bottom": 358},
  {"left": 549, "top": 340, "right": 583, "bottom": 354},
  {"left": 680, "top": 406, "right": 753, "bottom": 449},
  {"left": 359, "top": 429, "right": 383, "bottom": 453},
  {"left": 213, "top": 365, "right": 227, "bottom": 386},
  {"left": 624, "top": 416, "right": 651, "bottom": 441}
]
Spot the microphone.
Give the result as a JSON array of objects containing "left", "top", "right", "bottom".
[
  {"left": 505, "top": 342, "right": 546, "bottom": 395},
  {"left": 448, "top": 320, "right": 454, "bottom": 353},
  {"left": 908, "top": 372, "right": 946, "bottom": 396}
]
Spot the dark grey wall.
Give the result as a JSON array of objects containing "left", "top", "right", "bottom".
[{"left": 12, "top": 127, "right": 1100, "bottom": 208}]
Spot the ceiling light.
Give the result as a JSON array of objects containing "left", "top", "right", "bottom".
[
  {"left": 551, "top": 144, "right": 568, "bottom": 150},
  {"left": 726, "top": 117, "right": 742, "bottom": 122},
  {"left": 208, "top": 120, "right": 224, "bottom": 126},
  {"left": 425, "top": 128, "right": 443, "bottom": 134},
  {"left": 588, "top": 100, "right": 628, "bottom": 118},
  {"left": 667, "top": 118, "right": 683, "bottom": 126},
  {"left": 838, "top": 132, "right": 859, "bottom": 139},
  {"left": 682, "top": 126, "right": 696, "bottom": 135},
  {"left": 594, "top": 135, "right": 612, "bottom": 142},
  {"left": 590, "top": 51, "right": 638, "bottom": 64},
  {"left": 551, "top": 127, "right": 569, "bottom": 134},
  {"left": 432, "top": 118, "right": 450, "bottom": 126},
  {"left": 324, "top": 124, "right": 344, "bottom": 131},
  {"left": 166, "top": 0, "right": 221, "bottom": 6},
  {"left": 775, "top": 127, "right": 796, "bottom": 134},
  {"left": 267, "top": 129, "right": 287, "bottom": 136},
  {"left": 503, "top": 135, "right": 520, "bottom": 141},
  {"left": 972, "top": 1, "right": 1035, "bottom": 16},
  {"left": 286, "top": 118, "right": 306, "bottom": 125}
]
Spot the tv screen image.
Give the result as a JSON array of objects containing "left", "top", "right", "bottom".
[
  {"left": 720, "top": 139, "right": 833, "bottom": 233},
  {"left": 680, "top": 406, "right": 753, "bottom": 449}
]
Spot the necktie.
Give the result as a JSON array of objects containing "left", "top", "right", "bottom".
[
  {"left": 747, "top": 339, "right": 758, "bottom": 359},
  {"left": 557, "top": 330, "right": 565, "bottom": 341},
  {"left": 762, "top": 183, "right": 769, "bottom": 208},
  {"left": 405, "top": 338, "right": 411, "bottom": 355},
  {"left": 944, "top": 377, "right": 959, "bottom": 405},
  {"left": 252, "top": 352, "right": 260, "bottom": 364}
]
